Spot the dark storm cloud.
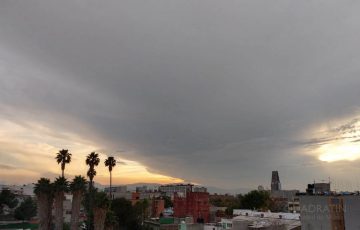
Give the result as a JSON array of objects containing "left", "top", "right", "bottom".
[{"left": 1, "top": 0, "right": 360, "bottom": 188}]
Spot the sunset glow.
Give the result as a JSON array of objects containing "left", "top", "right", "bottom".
[
  {"left": 318, "top": 143, "right": 360, "bottom": 162},
  {"left": 0, "top": 119, "right": 183, "bottom": 185}
]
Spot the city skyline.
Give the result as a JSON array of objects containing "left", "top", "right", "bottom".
[{"left": 2, "top": 1, "right": 360, "bottom": 190}]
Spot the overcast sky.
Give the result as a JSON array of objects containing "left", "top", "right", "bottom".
[{"left": 1, "top": 0, "right": 360, "bottom": 190}]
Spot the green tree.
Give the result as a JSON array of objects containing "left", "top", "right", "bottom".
[
  {"left": 34, "top": 178, "right": 53, "bottom": 230},
  {"left": 55, "top": 149, "right": 72, "bottom": 178},
  {"left": 134, "top": 199, "right": 149, "bottom": 224},
  {"left": 70, "top": 176, "right": 87, "bottom": 230},
  {"left": 104, "top": 156, "right": 116, "bottom": 199},
  {"left": 241, "top": 190, "right": 270, "bottom": 210},
  {"left": 14, "top": 197, "right": 37, "bottom": 221},
  {"left": 111, "top": 198, "right": 142, "bottom": 229},
  {"left": 53, "top": 177, "right": 69, "bottom": 230},
  {"left": 0, "top": 189, "right": 18, "bottom": 213},
  {"left": 161, "top": 196, "right": 173, "bottom": 208},
  {"left": 105, "top": 211, "right": 118, "bottom": 230}
]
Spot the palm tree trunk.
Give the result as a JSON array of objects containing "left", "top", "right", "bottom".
[
  {"left": 61, "top": 163, "right": 65, "bottom": 178},
  {"left": 88, "top": 179, "right": 94, "bottom": 230},
  {"left": 70, "top": 191, "right": 82, "bottom": 230},
  {"left": 37, "top": 194, "right": 51, "bottom": 230},
  {"left": 109, "top": 171, "right": 112, "bottom": 200},
  {"left": 93, "top": 208, "right": 107, "bottom": 230},
  {"left": 47, "top": 195, "right": 53, "bottom": 230},
  {"left": 54, "top": 192, "right": 64, "bottom": 230}
]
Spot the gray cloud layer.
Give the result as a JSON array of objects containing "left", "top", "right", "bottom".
[{"left": 1, "top": 0, "right": 360, "bottom": 189}]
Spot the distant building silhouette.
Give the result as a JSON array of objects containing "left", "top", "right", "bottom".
[{"left": 271, "top": 171, "right": 281, "bottom": 192}]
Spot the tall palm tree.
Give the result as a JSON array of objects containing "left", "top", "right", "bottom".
[
  {"left": 85, "top": 152, "right": 100, "bottom": 230},
  {"left": 86, "top": 152, "right": 100, "bottom": 191},
  {"left": 93, "top": 192, "right": 110, "bottom": 230},
  {"left": 53, "top": 177, "right": 69, "bottom": 230},
  {"left": 34, "top": 178, "right": 53, "bottom": 230},
  {"left": 104, "top": 156, "right": 116, "bottom": 199},
  {"left": 55, "top": 149, "right": 72, "bottom": 178},
  {"left": 70, "top": 176, "right": 87, "bottom": 230}
]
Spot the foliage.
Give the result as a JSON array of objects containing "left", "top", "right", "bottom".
[
  {"left": 105, "top": 210, "right": 118, "bottom": 230},
  {"left": 0, "top": 223, "right": 38, "bottom": 229},
  {"left": 33, "top": 177, "right": 53, "bottom": 230},
  {"left": 85, "top": 152, "right": 100, "bottom": 230},
  {"left": 133, "top": 199, "right": 149, "bottom": 221},
  {"left": 63, "top": 223, "right": 70, "bottom": 230},
  {"left": 94, "top": 192, "right": 110, "bottom": 209},
  {"left": 241, "top": 190, "right": 271, "bottom": 210},
  {"left": 104, "top": 157, "right": 116, "bottom": 172},
  {"left": 86, "top": 152, "right": 100, "bottom": 184},
  {"left": 161, "top": 196, "right": 173, "bottom": 208},
  {"left": 14, "top": 197, "right": 37, "bottom": 221},
  {"left": 55, "top": 149, "right": 72, "bottom": 177},
  {"left": 111, "top": 198, "right": 143, "bottom": 230},
  {"left": 210, "top": 194, "right": 239, "bottom": 208},
  {"left": 53, "top": 177, "right": 69, "bottom": 193},
  {"left": 70, "top": 175, "right": 87, "bottom": 193},
  {"left": 34, "top": 178, "right": 53, "bottom": 196},
  {"left": 0, "top": 189, "right": 18, "bottom": 213}
]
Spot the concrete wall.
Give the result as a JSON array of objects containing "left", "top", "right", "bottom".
[
  {"left": 299, "top": 196, "right": 332, "bottom": 230},
  {"left": 232, "top": 220, "right": 251, "bottom": 230},
  {"left": 343, "top": 196, "right": 360, "bottom": 230}
]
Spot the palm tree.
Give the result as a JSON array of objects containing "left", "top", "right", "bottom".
[
  {"left": 55, "top": 149, "right": 72, "bottom": 178},
  {"left": 70, "top": 176, "right": 87, "bottom": 230},
  {"left": 53, "top": 177, "right": 69, "bottom": 230},
  {"left": 85, "top": 152, "right": 100, "bottom": 230},
  {"left": 93, "top": 192, "right": 110, "bottom": 230},
  {"left": 86, "top": 152, "right": 100, "bottom": 191},
  {"left": 34, "top": 178, "right": 53, "bottom": 230},
  {"left": 104, "top": 156, "right": 116, "bottom": 199}
]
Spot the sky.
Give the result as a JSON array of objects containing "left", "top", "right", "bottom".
[{"left": 1, "top": 0, "right": 360, "bottom": 191}]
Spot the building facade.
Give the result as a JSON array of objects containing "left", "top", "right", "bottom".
[
  {"left": 159, "top": 184, "right": 194, "bottom": 199},
  {"left": 173, "top": 191, "right": 210, "bottom": 223},
  {"left": 271, "top": 171, "right": 281, "bottom": 192},
  {"left": 298, "top": 195, "right": 360, "bottom": 230}
]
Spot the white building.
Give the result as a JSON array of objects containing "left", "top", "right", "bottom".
[
  {"left": 231, "top": 209, "right": 301, "bottom": 230},
  {"left": 159, "top": 184, "right": 194, "bottom": 198},
  {"left": 104, "top": 186, "right": 131, "bottom": 199}
]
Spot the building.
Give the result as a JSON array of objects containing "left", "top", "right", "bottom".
[
  {"left": 159, "top": 184, "right": 194, "bottom": 199},
  {"left": 271, "top": 190, "right": 299, "bottom": 212},
  {"left": 232, "top": 210, "right": 301, "bottom": 230},
  {"left": 306, "top": 182, "right": 331, "bottom": 195},
  {"left": 209, "top": 206, "right": 227, "bottom": 222},
  {"left": 271, "top": 171, "right": 281, "bottom": 192},
  {"left": 104, "top": 186, "right": 130, "bottom": 199},
  {"left": 288, "top": 197, "right": 300, "bottom": 213},
  {"left": 173, "top": 191, "right": 210, "bottom": 223},
  {"left": 269, "top": 171, "right": 299, "bottom": 212},
  {"left": 193, "top": 187, "right": 207, "bottom": 193},
  {"left": 131, "top": 192, "right": 144, "bottom": 205},
  {"left": 136, "top": 185, "right": 149, "bottom": 193},
  {"left": 151, "top": 199, "right": 165, "bottom": 218},
  {"left": 63, "top": 194, "right": 72, "bottom": 223},
  {"left": 299, "top": 194, "right": 360, "bottom": 230},
  {"left": 143, "top": 217, "right": 202, "bottom": 230}
]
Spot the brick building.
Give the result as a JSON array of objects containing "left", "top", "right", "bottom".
[
  {"left": 173, "top": 191, "right": 210, "bottom": 223},
  {"left": 151, "top": 199, "right": 165, "bottom": 218}
]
